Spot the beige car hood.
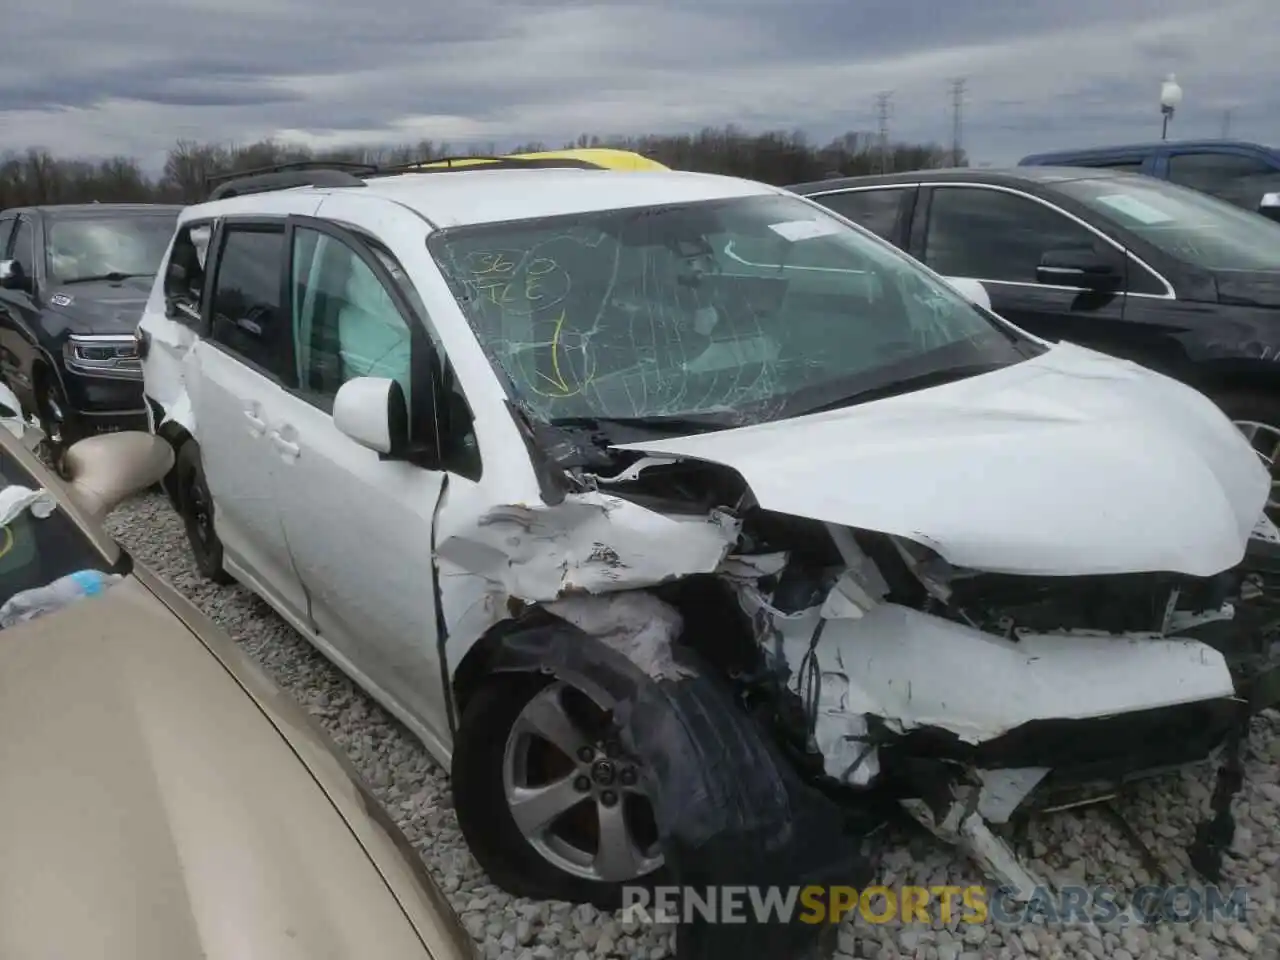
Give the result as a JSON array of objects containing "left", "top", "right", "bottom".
[{"left": 0, "top": 574, "right": 454, "bottom": 960}]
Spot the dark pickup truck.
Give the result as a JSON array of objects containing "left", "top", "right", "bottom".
[
  {"left": 1020, "top": 139, "right": 1280, "bottom": 222},
  {"left": 0, "top": 203, "right": 180, "bottom": 447}
]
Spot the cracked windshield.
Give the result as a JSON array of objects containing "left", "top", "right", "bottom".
[{"left": 431, "top": 193, "right": 1033, "bottom": 428}]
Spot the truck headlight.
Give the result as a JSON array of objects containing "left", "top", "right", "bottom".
[{"left": 63, "top": 335, "right": 143, "bottom": 379}]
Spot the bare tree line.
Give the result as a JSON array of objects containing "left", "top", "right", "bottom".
[{"left": 0, "top": 126, "right": 963, "bottom": 208}]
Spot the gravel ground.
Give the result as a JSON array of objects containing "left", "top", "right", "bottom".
[{"left": 107, "top": 491, "right": 1280, "bottom": 960}]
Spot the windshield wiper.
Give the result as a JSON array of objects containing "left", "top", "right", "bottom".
[
  {"left": 60, "top": 271, "right": 151, "bottom": 284},
  {"left": 550, "top": 412, "right": 739, "bottom": 434},
  {"left": 788, "top": 363, "right": 1008, "bottom": 418}
]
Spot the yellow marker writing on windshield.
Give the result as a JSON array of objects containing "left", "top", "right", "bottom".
[{"left": 530, "top": 309, "right": 596, "bottom": 398}]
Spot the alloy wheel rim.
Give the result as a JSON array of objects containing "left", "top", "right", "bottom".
[{"left": 501, "top": 680, "right": 663, "bottom": 883}]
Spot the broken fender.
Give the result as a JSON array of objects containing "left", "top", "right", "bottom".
[
  {"left": 618, "top": 342, "right": 1270, "bottom": 577},
  {"left": 435, "top": 492, "right": 741, "bottom": 603}
]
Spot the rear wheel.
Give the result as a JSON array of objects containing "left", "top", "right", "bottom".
[
  {"left": 175, "top": 440, "right": 233, "bottom": 584},
  {"left": 1218, "top": 390, "right": 1280, "bottom": 522}
]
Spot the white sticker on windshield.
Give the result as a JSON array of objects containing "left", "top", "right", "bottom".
[
  {"left": 1095, "top": 194, "right": 1175, "bottom": 225},
  {"left": 768, "top": 219, "right": 843, "bottom": 242}
]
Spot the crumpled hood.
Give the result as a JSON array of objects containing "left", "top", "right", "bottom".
[
  {"left": 46, "top": 277, "right": 152, "bottom": 335},
  {"left": 0, "top": 575, "right": 435, "bottom": 960},
  {"left": 618, "top": 342, "right": 1270, "bottom": 577}
]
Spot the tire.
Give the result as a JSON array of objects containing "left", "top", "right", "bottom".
[
  {"left": 33, "top": 369, "right": 81, "bottom": 475},
  {"left": 174, "top": 440, "right": 233, "bottom": 584},
  {"left": 451, "top": 671, "right": 667, "bottom": 908}
]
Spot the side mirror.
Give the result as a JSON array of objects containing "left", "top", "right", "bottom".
[
  {"left": 0, "top": 260, "right": 30, "bottom": 292},
  {"left": 1036, "top": 248, "right": 1121, "bottom": 290},
  {"left": 60, "top": 432, "right": 175, "bottom": 522},
  {"left": 944, "top": 276, "right": 991, "bottom": 311},
  {"left": 1259, "top": 192, "right": 1280, "bottom": 223},
  {"left": 333, "top": 377, "right": 410, "bottom": 456}
]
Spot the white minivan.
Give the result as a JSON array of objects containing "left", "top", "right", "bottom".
[{"left": 136, "top": 159, "right": 1280, "bottom": 910}]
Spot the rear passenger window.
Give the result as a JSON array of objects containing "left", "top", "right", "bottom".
[
  {"left": 814, "top": 188, "right": 907, "bottom": 241},
  {"left": 209, "top": 225, "right": 290, "bottom": 379},
  {"left": 0, "top": 220, "right": 14, "bottom": 257}
]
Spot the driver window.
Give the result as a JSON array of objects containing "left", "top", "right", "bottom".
[
  {"left": 291, "top": 229, "right": 413, "bottom": 409},
  {"left": 924, "top": 187, "right": 1104, "bottom": 283},
  {"left": 290, "top": 228, "right": 480, "bottom": 476}
]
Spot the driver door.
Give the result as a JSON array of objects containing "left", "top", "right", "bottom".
[{"left": 266, "top": 216, "right": 452, "bottom": 749}]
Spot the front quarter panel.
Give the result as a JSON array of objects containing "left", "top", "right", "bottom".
[{"left": 1122, "top": 297, "right": 1280, "bottom": 392}]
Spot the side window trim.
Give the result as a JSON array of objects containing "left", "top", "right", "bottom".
[
  {"left": 204, "top": 215, "right": 295, "bottom": 386},
  {"left": 920, "top": 182, "right": 1175, "bottom": 300}
]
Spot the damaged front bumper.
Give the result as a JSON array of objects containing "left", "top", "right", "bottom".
[{"left": 722, "top": 518, "right": 1280, "bottom": 900}]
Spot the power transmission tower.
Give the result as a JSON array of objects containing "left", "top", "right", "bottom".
[
  {"left": 875, "top": 91, "right": 893, "bottom": 173},
  {"left": 949, "top": 78, "right": 967, "bottom": 166},
  {"left": 1220, "top": 108, "right": 1233, "bottom": 139}
]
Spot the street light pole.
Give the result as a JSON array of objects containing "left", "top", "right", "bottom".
[{"left": 1160, "top": 74, "right": 1183, "bottom": 141}]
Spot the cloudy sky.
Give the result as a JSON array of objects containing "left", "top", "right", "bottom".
[{"left": 4, "top": 0, "right": 1277, "bottom": 171}]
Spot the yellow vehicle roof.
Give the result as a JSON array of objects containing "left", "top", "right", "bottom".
[{"left": 412, "top": 148, "right": 669, "bottom": 172}]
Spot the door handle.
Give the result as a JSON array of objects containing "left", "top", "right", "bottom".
[
  {"left": 243, "top": 409, "right": 266, "bottom": 435},
  {"left": 270, "top": 431, "right": 300, "bottom": 460}
]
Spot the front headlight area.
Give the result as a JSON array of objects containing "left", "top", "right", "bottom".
[{"left": 62, "top": 334, "right": 142, "bottom": 379}]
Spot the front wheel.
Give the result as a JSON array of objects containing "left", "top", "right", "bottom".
[{"left": 451, "top": 672, "right": 665, "bottom": 908}]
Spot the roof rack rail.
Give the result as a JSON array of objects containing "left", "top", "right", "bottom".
[
  {"left": 203, "top": 153, "right": 605, "bottom": 201},
  {"left": 207, "top": 169, "right": 368, "bottom": 201},
  {"left": 372, "top": 155, "right": 604, "bottom": 175}
]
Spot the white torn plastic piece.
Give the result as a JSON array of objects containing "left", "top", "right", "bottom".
[
  {"left": 546, "top": 591, "right": 693, "bottom": 682},
  {"left": 768, "top": 218, "right": 844, "bottom": 242},
  {"left": 0, "top": 486, "right": 56, "bottom": 526},
  {"left": 819, "top": 569, "right": 880, "bottom": 620},
  {"left": 716, "top": 551, "right": 788, "bottom": 581},
  {"left": 435, "top": 491, "right": 740, "bottom": 603},
  {"left": 733, "top": 589, "right": 883, "bottom": 785},
  {"left": 597, "top": 456, "right": 681, "bottom": 484},
  {"left": 975, "top": 768, "right": 1051, "bottom": 824},
  {"left": 901, "top": 794, "right": 1046, "bottom": 903},
  {"left": 1252, "top": 511, "right": 1280, "bottom": 544},
  {"left": 807, "top": 604, "right": 1235, "bottom": 744}
]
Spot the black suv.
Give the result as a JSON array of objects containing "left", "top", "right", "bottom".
[{"left": 0, "top": 204, "right": 181, "bottom": 446}]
